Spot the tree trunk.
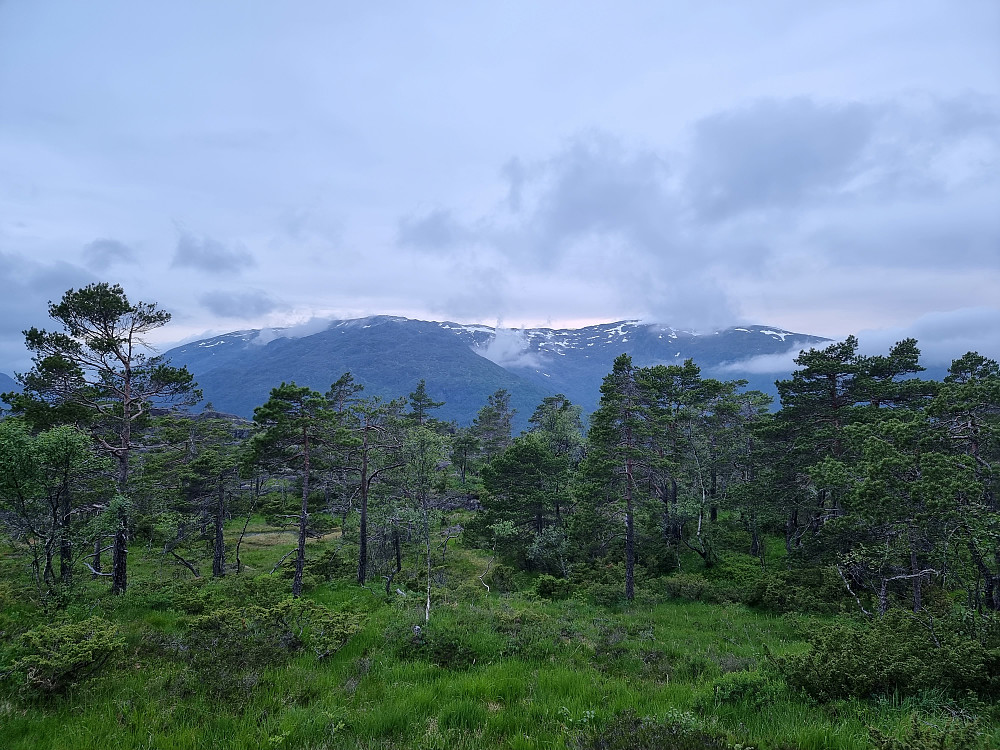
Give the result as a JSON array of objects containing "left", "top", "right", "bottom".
[
  {"left": 212, "top": 479, "right": 226, "bottom": 577},
  {"left": 110, "top": 517, "right": 128, "bottom": 596},
  {"left": 292, "top": 434, "right": 310, "bottom": 597},
  {"left": 92, "top": 536, "right": 103, "bottom": 578},
  {"left": 393, "top": 525, "right": 402, "bottom": 573},
  {"left": 709, "top": 468, "right": 718, "bottom": 522},
  {"left": 785, "top": 508, "right": 798, "bottom": 553},
  {"left": 59, "top": 491, "right": 72, "bottom": 583},
  {"left": 357, "top": 440, "right": 370, "bottom": 585},
  {"left": 111, "top": 384, "right": 131, "bottom": 595},
  {"left": 749, "top": 524, "right": 761, "bottom": 559},
  {"left": 624, "top": 457, "right": 635, "bottom": 602}
]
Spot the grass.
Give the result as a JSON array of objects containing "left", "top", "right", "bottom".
[{"left": 0, "top": 520, "right": 996, "bottom": 750}]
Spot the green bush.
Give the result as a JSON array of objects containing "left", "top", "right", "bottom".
[
  {"left": 776, "top": 611, "right": 1000, "bottom": 702},
  {"left": 572, "top": 710, "right": 735, "bottom": 750},
  {"left": 303, "top": 548, "right": 351, "bottom": 581},
  {"left": 870, "top": 715, "right": 987, "bottom": 750},
  {"left": 5, "top": 617, "right": 124, "bottom": 694},
  {"left": 536, "top": 574, "right": 573, "bottom": 600},
  {"left": 664, "top": 573, "right": 711, "bottom": 601},
  {"left": 709, "top": 669, "right": 786, "bottom": 708},
  {"left": 484, "top": 563, "right": 517, "bottom": 595},
  {"left": 759, "top": 565, "right": 849, "bottom": 614},
  {"left": 393, "top": 610, "right": 502, "bottom": 669},
  {"left": 162, "top": 599, "right": 362, "bottom": 702}
]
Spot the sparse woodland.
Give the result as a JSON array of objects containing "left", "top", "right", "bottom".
[{"left": 1, "top": 284, "right": 998, "bottom": 749}]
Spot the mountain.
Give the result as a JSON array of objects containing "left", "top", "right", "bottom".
[
  {"left": 162, "top": 317, "right": 555, "bottom": 428},
  {"left": 0, "top": 372, "right": 19, "bottom": 408},
  {"left": 443, "top": 321, "right": 829, "bottom": 415},
  {"left": 161, "top": 316, "right": 829, "bottom": 426},
  {"left": 0, "top": 372, "right": 17, "bottom": 392}
]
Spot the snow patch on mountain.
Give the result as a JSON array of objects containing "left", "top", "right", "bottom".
[{"left": 758, "top": 329, "right": 790, "bottom": 341}]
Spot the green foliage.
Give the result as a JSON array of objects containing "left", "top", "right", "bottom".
[
  {"left": 572, "top": 710, "right": 737, "bottom": 750},
  {"left": 709, "top": 669, "right": 786, "bottom": 709},
  {"left": 162, "top": 599, "right": 362, "bottom": 703},
  {"left": 758, "top": 565, "right": 851, "bottom": 614},
  {"left": 5, "top": 617, "right": 124, "bottom": 694},
  {"left": 536, "top": 574, "right": 573, "bottom": 600},
  {"left": 870, "top": 715, "right": 986, "bottom": 750},
  {"left": 664, "top": 572, "right": 713, "bottom": 601},
  {"left": 776, "top": 611, "right": 1000, "bottom": 702}
]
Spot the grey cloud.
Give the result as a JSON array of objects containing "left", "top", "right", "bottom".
[
  {"left": 687, "top": 97, "right": 873, "bottom": 219},
  {"left": 718, "top": 307, "right": 1000, "bottom": 377},
  {"left": 391, "top": 93, "right": 996, "bottom": 332},
  {"left": 255, "top": 317, "right": 332, "bottom": 346},
  {"left": 857, "top": 307, "right": 1000, "bottom": 366},
  {"left": 433, "top": 264, "right": 511, "bottom": 321},
  {"left": 173, "top": 230, "right": 255, "bottom": 273},
  {"left": 397, "top": 209, "right": 471, "bottom": 250},
  {"left": 0, "top": 251, "right": 94, "bottom": 372},
  {"left": 686, "top": 93, "right": 1000, "bottom": 220},
  {"left": 525, "top": 135, "right": 673, "bottom": 259},
  {"left": 476, "top": 327, "right": 543, "bottom": 369},
  {"left": 408, "top": 133, "right": 733, "bottom": 329},
  {"left": 82, "top": 238, "right": 135, "bottom": 270},
  {"left": 717, "top": 345, "right": 804, "bottom": 375},
  {"left": 199, "top": 289, "right": 284, "bottom": 318}
]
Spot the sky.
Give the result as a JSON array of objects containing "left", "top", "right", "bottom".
[{"left": 1, "top": 0, "right": 998, "bottom": 373}]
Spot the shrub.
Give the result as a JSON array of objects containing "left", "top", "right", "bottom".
[
  {"left": 536, "top": 574, "right": 573, "bottom": 600},
  {"left": 572, "top": 710, "right": 736, "bottom": 750},
  {"left": 6, "top": 617, "right": 124, "bottom": 694},
  {"left": 163, "top": 599, "right": 362, "bottom": 702},
  {"left": 484, "top": 563, "right": 517, "bottom": 595},
  {"left": 664, "top": 573, "right": 711, "bottom": 601},
  {"left": 709, "top": 669, "right": 786, "bottom": 708},
  {"left": 870, "top": 715, "right": 987, "bottom": 750},
  {"left": 759, "top": 566, "right": 849, "bottom": 614},
  {"left": 393, "top": 609, "right": 503, "bottom": 669},
  {"left": 303, "top": 548, "right": 351, "bottom": 581},
  {"left": 775, "top": 611, "right": 1000, "bottom": 702}
]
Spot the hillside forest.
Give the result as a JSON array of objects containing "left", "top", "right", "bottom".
[{"left": 1, "top": 283, "right": 999, "bottom": 750}]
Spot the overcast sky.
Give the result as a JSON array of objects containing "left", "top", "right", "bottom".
[{"left": 1, "top": 1, "right": 998, "bottom": 372}]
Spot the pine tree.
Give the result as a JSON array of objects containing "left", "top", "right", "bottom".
[
  {"left": 9, "top": 283, "right": 198, "bottom": 594},
  {"left": 252, "top": 382, "right": 336, "bottom": 596},
  {"left": 582, "top": 354, "right": 644, "bottom": 601},
  {"left": 406, "top": 379, "right": 445, "bottom": 428}
]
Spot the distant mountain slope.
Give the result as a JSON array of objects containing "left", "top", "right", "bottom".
[
  {"left": 443, "top": 320, "right": 829, "bottom": 414},
  {"left": 162, "top": 316, "right": 829, "bottom": 426},
  {"left": 0, "top": 372, "right": 18, "bottom": 407},
  {"left": 163, "top": 317, "right": 555, "bottom": 427}
]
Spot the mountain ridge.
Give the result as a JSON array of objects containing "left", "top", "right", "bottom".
[{"left": 159, "top": 316, "right": 830, "bottom": 426}]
